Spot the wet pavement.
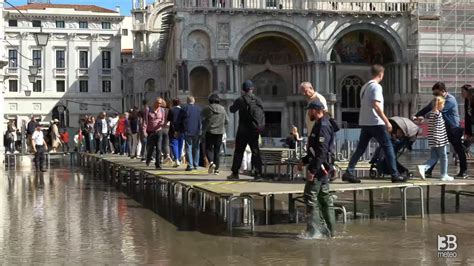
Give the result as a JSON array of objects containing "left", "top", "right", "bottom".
[{"left": 1, "top": 158, "right": 474, "bottom": 264}]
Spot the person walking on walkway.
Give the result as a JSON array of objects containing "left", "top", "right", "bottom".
[
  {"left": 300, "top": 82, "right": 328, "bottom": 134},
  {"left": 227, "top": 80, "right": 265, "bottom": 180},
  {"left": 32, "top": 124, "right": 48, "bottom": 172},
  {"left": 182, "top": 96, "right": 202, "bottom": 171},
  {"left": 60, "top": 129, "right": 70, "bottom": 153},
  {"left": 202, "top": 94, "right": 228, "bottom": 175},
  {"left": 108, "top": 112, "right": 119, "bottom": 154},
  {"left": 128, "top": 108, "right": 140, "bottom": 158},
  {"left": 168, "top": 98, "right": 185, "bottom": 167},
  {"left": 342, "top": 65, "right": 407, "bottom": 183},
  {"left": 26, "top": 116, "right": 37, "bottom": 153},
  {"left": 51, "top": 119, "right": 61, "bottom": 153},
  {"left": 297, "top": 100, "right": 336, "bottom": 239},
  {"left": 143, "top": 98, "right": 166, "bottom": 169},
  {"left": 417, "top": 97, "right": 453, "bottom": 181},
  {"left": 415, "top": 82, "right": 467, "bottom": 178},
  {"left": 160, "top": 99, "right": 172, "bottom": 165},
  {"left": 94, "top": 112, "right": 109, "bottom": 155}
]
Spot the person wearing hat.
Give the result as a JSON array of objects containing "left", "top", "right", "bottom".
[
  {"left": 51, "top": 119, "right": 61, "bottom": 153},
  {"left": 202, "top": 93, "right": 229, "bottom": 175},
  {"left": 297, "top": 100, "right": 336, "bottom": 238},
  {"left": 32, "top": 124, "right": 48, "bottom": 172},
  {"left": 227, "top": 80, "right": 265, "bottom": 180}
]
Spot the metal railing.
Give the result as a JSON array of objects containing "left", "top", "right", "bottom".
[
  {"left": 5, "top": 67, "right": 18, "bottom": 75},
  {"left": 76, "top": 68, "right": 89, "bottom": 76},
  {"left": 175, "top": 0, "right": 416, "bottom": 13},
  {"left": 53, "top": 68, "right": 67, "bottom": 76}
]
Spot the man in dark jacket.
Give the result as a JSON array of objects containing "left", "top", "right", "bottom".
[
  {"left": 26, "top": 115, "right": 38, "bottom": 153},
  {"left": 227, "top": 80, "right": 265, "bottom": 180},
  {"left": 182, "top": 96, "right": 202, "bottom": 171},
  {"left": 168, "top": 98, "right": 185, "bottom": 167},
  {"left": 297, "top": 100, "right": 336, "bottom": 238},
  {"left": 202, "top": 94, "right": 229, "bottom": 175}
]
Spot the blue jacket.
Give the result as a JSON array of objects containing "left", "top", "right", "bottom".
[
  {"left": 168, "top": 106, "right": 185, "bottom": 136},
  {"left": 415, "top": 93, "right": 460, "bottom": 129},
  {"left": 182, "top": 104, "right": 202, "bottom": 136}
]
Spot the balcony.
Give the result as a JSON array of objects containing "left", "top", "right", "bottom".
[
  {"left": 100, "top": 68, "right": 112, "bottom": 76},
  {"left": 175, "top": 0, "right": 416, "bottom": 13},
  {"left": 76, "top": 68, "right": 89, "bottom": 77},
  {"left": 54, "top": 68, "right": 67, "bottom": 77},
  {"left": 5, "top": 67, "right": 18, "bottom": 76},
  {"left": 133, "top": 23, "right": 146, "bottom": 31}
]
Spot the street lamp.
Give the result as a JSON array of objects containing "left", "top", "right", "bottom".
[
  {"left": 24, "top": 89, "right": 32, "bottom": 97},
  {"left": 29, "top": 65, "right": 39, "bottom": 75},
  {"left": 28, "top": 74, "right": 37, "bottom": 84},
  {"left": 34, "top": 31, "right": 49, "bottom": 47}
]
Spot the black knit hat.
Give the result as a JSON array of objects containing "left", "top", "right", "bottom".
[{"left": 242, "top": 80, "right": 254, "bottom": 92}]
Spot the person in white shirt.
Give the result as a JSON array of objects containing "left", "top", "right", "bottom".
[
  {"left": 32, "top": 124, "right": 48, "bottom": 172},
  {"left": 300, "top": 82, "right": 328, "bottom": 134},
  {"left": 108, "top": 113, "right": 119, "bottom": 153}
]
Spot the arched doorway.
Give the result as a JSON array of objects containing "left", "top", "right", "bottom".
[
  {"left": 189, "top": 67, "right": 211, "bottom": 106},
  {"left": 331, "top": 30, "right": 396, "bottom": 127},
  {"left": 239, "top": 34, "right": 306, "bottom": 137},
  {"left": 52, "top": 104, "right": 69, "bottom": 128},
  {"left": 340, "top": 75, "right": 363, "bottom": 128}
]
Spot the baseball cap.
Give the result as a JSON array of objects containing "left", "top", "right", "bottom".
[
  {"left": 306, "top": 100, "right": 325, "bottom": 110},
  {"left": 242, "top": 80, "right": 254, "bottom": 92}
]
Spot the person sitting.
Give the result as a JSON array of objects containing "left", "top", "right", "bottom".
[{"left": 285, "top": 126, "right": 303, "bottom": 150}]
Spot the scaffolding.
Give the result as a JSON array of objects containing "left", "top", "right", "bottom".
[{"left": 417, "top": 0, "right": 474, "bottom": 111}]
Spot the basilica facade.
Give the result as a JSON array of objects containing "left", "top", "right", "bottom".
[{"left": 126, "top": 1, "right": 451, "bottom": 138}]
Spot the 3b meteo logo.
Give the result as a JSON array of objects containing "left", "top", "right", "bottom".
[{"left": 438, "top": 235, "right": 458, "bottom": 258}]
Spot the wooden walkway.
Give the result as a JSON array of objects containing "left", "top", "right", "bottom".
[{"left": 78, "top": 153, "right": 474, "bottom": 232}]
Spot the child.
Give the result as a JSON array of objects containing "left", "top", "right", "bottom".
[{"left": 417, "top": 96, "right": 453, "bottom": 181}]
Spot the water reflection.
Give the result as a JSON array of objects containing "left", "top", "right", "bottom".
[{"left": 0, "top": 164, "right": 473, "bottom": 264}]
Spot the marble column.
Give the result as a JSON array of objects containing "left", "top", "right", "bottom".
[
  {"left": 183, "top": 60, "right": 189, "bottom": 92},
  {"left": 177, "top": 61, "right": 184, "bottom": 92},
  {"left": 212, "top": 59, "right": 219, "bottom": 92},
  {"left": 233, "top": 60, "right": 239, "bottom": 92},
  {"left": 225, "top": 60, "right": 231, "bottom": 92}
]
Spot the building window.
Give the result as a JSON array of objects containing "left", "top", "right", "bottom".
[
  {"left": 102, "top": 22, "right": 111, "bottom": 29},
  {"left": 8, "top": 20, "right": 17, "bottom": 27},
  {"left": 33, "top": 80, "right": 42, "bottom": 92},
  {"left": 122, "top": 29, "right": 128, "bottom": 36},
  {"left": 32, "top": 20, "right": 41, "bottom": 27},
  {"left": 56, "top": 50, "right": 65, "bottom": 68},
  {"left": 79, "top": 51, "right": 88, "bottom": 68},
  {"left": 79, "top": 21, "right": 88, "bottom": 29},
  {"left": 56, "top": 80, "right": 65, "bottom": 92},
  {"left": 102, "top": 80, "right": 111, "bottom": 93},
  {"left": 8, "top": 50, "right": 18, "bottom": 68},
  {"left": 32, "top": 50, "right": 42, "bottom": 67},
  {"left": 56, "top": 21, "right": 65, "bottom": 28},
  {"left": 79, "top": 80, "right": 88, "bottom": 92},
  {"left": 102, "top": 51, "right": 111, "bottom": 69},
  {"left": 9, "top": 80, "right": 18, "bottom": 92}
]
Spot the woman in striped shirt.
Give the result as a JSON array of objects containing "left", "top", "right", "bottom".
[{"left": 417, "top": 96, "right": 454, "bottom": 181}]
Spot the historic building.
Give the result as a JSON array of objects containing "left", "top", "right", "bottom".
[
  {"left": 127, "top": 0, "right": 474, "bottom": 138},
  {"left": 2, "top": 3, "right": 123, "bottom": 128}
]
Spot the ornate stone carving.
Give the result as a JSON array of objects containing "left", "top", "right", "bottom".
[
  {"left": 9, "top": 103, "right": 17, "bottom": 111},
  {"left": 188, "top": 31, "right": 210, "bottom": 60},
  {"left": 217, "top": 23, "right": 230, "bottom": 49},
  {"left": 33, "top": 103, "right": 41, "bottom": 111}
]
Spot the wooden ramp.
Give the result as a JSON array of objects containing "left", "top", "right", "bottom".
[{"left": 78, "top": 153, "right": 474, "bottom": 232}]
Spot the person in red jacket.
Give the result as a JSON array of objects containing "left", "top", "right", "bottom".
[
  {"left": 60, "top": 129, "right": 70, "bottom": 153},
  {"left": 116, "top": 113, "right": 129, "bottom": 155}
]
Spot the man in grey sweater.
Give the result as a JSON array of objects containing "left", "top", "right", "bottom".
[{"left": 202, "top": 94, "right": 228, "bottom": 175}]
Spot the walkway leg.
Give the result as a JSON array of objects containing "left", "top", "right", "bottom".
[
  {"left": 369, "top": 190, "right": 374, "bottom": 219},
  {"left": 441, "top": 185, "right": 446, "bottom": 213},
  {"left": 353, "top": 191, "right": 357, "bottom": 219}
]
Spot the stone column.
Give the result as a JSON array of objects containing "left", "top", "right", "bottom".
[
  {"left": 177, "top": 61, "right": 183, "bottom": 92},
  {"left": 212, "top": 59, "right": 219, "bottom": 92},
  {"left": 310, "top": 61, "right": 315, "bottom": 86},
  {"left": 183, "top": 60, "right": 189, "bottom": 92},
  {"left": 233, "top": 60, "right": 239, "bottom": 92},
  {"left": 288, "top": 103, "right": 294, "bottom": 127},
  {"left": 225, "top": 60, "right": 231, "bottom": 92},
  {"left": 291, "top": 65, "right": 295, "bottom": 94}
]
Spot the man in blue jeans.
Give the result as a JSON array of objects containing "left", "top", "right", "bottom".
[
  {"left": 342, "top": 65, "right": 408, "bottom": 183},
  {"left": 182, "top": 96, "right": 202, "bottom": 171}
]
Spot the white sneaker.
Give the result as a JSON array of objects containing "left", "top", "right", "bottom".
[
  {"left": 440, "top": 175, "right": 454, "bottom": 181},
  {"left": 208, "top": 162, "right": 216, "bottom": 174},
  {"left": 417, "top": 165, "right": 426, "bottom": 180}
]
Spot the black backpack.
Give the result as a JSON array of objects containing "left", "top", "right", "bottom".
[{"left": 243, "top": 94, "right": 265, "bottom": 132}]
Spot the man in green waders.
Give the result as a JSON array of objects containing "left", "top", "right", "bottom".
[{"left": 298, "top": 100, "right": 336, "bottom": 238}]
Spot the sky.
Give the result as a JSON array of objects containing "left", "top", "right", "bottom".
[{"left": 7, "top": 0, "right": 134, "bottom": 16}]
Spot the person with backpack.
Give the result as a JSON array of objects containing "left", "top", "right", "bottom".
[
  {"left": 227, "top": 80, "right": 265, "bottom": 180},
  {"left": 297, "top": 100, "right": 336, "bottom": 239}
]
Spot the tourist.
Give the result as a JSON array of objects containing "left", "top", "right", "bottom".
[
  {"left": 140, "top": 100, "right": 150, "bottom": 160},
  {"left": 342, "top": 65, "right": 407, "bottom": 183},
  {"left": 51, "top": 119, "right": 61, "bottom": 153},
  {"left": 95, "top": 112, "right": 109, "bottom": 155},
  {"left": 108, "top": 112, "right": 119, "bottom": 154},
  {"left": 128, "top": 108, "right": 140, "bottom": 158},
  {"left": 415, "top": 82, "right": 467, "bottom": 178},
  {"left": 80, "top": 116, "right": 90, "bottom": 153},
  {"left": 26, "top": 115, "right": 37, "bottom": 153},
  {"left": 227, "top": 80, "right": 265, "bottom": 180},
  {"left": 286, "top": 126, "right": 303, "bottom": 149},
  {"left": 297, "top": 100, "right": 336, "bottom": 239},
  {"left": 60, "top": 129, "right": 70, "bottom": 153},
  {"left": 143, "top": 98, "right": 166, "bottom": 169},
  {"left": 160, "top": 99, "right": 172, "bottom": 165},
  {"left": 32, "top": 124, "right": 48, "bottom": 172},
  {"left": 202, "top": 94, "right": 228, "bottom": 175},
  {"left": 116, "top": 113, "right": 129, "bottom": 155},
  {"left": 182, "top": 96, "right": 202, "bottom": 171},
  {"left": 88, "top": 116, "right": 96, "bottom": 153},
  {"left": 417, "top": 97, "right": 453, "bottom": 181},
  {"left": 462, "top": 84, "right": 474, "bottom": 143},
  {"left": 300, "top": 82, "right": 328, "bottom": 134},
  {"left": 6, "top": 120, "right": 17, "bottom": 153},
  {"left": 168, "top": 98, "right": 184, "bottom": 167}
]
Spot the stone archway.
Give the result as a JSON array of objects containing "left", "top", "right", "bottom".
[{"left": 189, "top": 66, "right": 211, "bottom": 106}]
